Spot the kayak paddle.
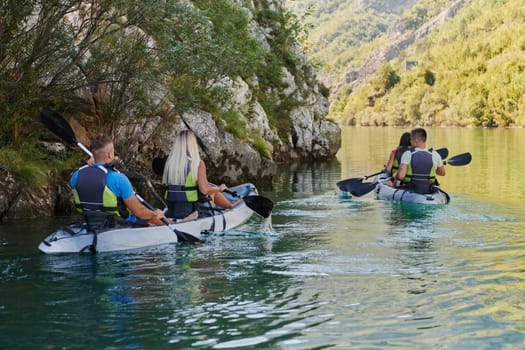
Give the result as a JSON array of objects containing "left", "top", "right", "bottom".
[
  {"left": 40, "top": 107, "right": 93, "bottom": 157},
  {"left": 350, "top": 177, "right": 393, "bottom": 197},
  {"left": 135, "top": 194, "right": 202, "bottom": 243},
  {"left": 444, "top": 152, "right": 472, "bottom": 166},
  {"left": 436, "top": 147, "right": 448, "bottom": 159},
  {"left": 152, "top": 157, "right": 166, "bottom": 176},
  {"left": 223, "top": 189, "right": 274, "bottom": 218},
  {"left": 40, "top": 107, "right": 200, "bottom": 244},
  {"left": 336, "top": 170, "right": 384, "bottom": 192},
  {"left": 152, "top": 157, "right": 274, "bottom": 218}
]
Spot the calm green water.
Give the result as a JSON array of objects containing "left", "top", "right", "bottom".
[{"left": 1, "top": 127, "right": 525, "bottom": 349}]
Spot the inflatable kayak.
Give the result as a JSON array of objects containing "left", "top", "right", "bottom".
[
  {"left": 375, "top": 173, "right": 450, "bottom": 205},
  {"left": 39, "top": 183, "right": 267, "bottom": 254}
]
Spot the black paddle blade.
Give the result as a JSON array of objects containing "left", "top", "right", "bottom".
[
  {"left": 436, "top": 147, "right": 448, "bottom": 159},
  {"left": 159, "top": 217, "right": 202, "bottom": 244},
  {"left": 445, "top": 152, "right": 472, "bottom": 166},
  {"left": 243, "top": 195, "right": 273, "bottom": 218},
  {"left": 152, "top": 157, "right": 167, "bottom": 176},
  {"left": 336, "top": 170, "right": 385, "bottom": 192},
  {"left": 174, "top": 228, "right": 203, "bottom": 244},
  {"left": 40, "top": 107, "right": 78, "bottom": 145},
  {"left": 336, "top": 177, "right": 363, "bottom": 192},
  {"left": 350, "top": 181, "right": 378, "bottom": 197}
]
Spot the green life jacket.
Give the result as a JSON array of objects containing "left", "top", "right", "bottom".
[
  {"left": 164, "top": 159, "right": 200, "bottom": 219},
  {"left": 73, "top": 165, "right": 125, "bottom": 216},
  {"left": 165, "top": 160, "right": 199, "bottom": 203},
  {"left": 392, "top": 146, "right": 410, "bottom": 173},
  {"left": 402, "top": 149, "right": 437, "bottom": 194}
]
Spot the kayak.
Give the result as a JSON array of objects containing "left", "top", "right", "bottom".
[
  {"left": 375, "top": 173, "right": 450, "bottom": 205},
  {"left": 39, "top": 183, "right": 260, "bottom": 254}
]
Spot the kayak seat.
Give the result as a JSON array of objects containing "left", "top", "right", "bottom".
[
  {"left": 83, "top": 211, "right": 115, "bottom": 233},
  {"left": 166, "top": 202, "right": 198, "bottom": 220},
  {"left": 197, "top": 203, "right": 226, "bottom": 217}
]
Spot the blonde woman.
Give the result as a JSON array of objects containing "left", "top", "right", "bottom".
[{"left": 162, "top": 130, "right": 240, "bottom": 220}]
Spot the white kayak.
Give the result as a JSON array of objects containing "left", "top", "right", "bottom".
[
  {"left": 39, "top": 183, "right": 264, "bottom": 254},
  {"left": 375, "top": 174, "right": 450, "bottom": 205}
]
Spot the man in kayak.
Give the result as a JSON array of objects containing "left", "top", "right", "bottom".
[
  {"left": 70, "top": 135, "right": 167, "bottom": 227},
  {"left": 392, "top": 128, "right": 445, "bottom": 194}
]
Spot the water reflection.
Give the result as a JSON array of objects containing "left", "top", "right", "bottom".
[
  {"left": 261, "top": 159, "right": 341, "bottom": 197},
  {"left": 385, "top": 202, "right": 445, "bottom": 227},
  {"left": 32, "top": 238, "right": 335, "bottom": 348},
  {"left": 33, "top": 249, "right": 196, "bottom": 348}
]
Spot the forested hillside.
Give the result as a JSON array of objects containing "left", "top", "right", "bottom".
[
  {"left": 286, "top": 0, "right": 448, "bottom": 80},
  {"left": 287, "top": 0, "right": 525, "bottom": 127}
]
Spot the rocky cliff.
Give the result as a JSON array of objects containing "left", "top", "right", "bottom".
[{"left": 0, "top": 0, "right": 340, "bottom": 220}]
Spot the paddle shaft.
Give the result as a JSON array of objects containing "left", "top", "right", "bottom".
[
  {"left": 78, "top": 143, "right": 93, "bottom": 158},
  {"left": 135, "top": 194, "right": 202, "bottom": 243}
]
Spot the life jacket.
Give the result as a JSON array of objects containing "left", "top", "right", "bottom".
[
  {"left": 73, "top": 165, "right": 129, "bottom": 218},
  {"left": 164, "top": 159, "right": 201, "bottom": 219},
  {"left": 165, "top": 159, "right": 199, "bottom": 203},
  {"left": 392, "top": 146, "right": 410, "bottom": 173},
  {"left": 402, "top": 148, "right": 437, "bottom": 194}
]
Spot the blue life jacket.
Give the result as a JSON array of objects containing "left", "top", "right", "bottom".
[
  {"left": 73, "top": 165, "right": 128, "bottom": 217},
  {"left": 402, "top": 149, "right": 437, "bottom": 194}
]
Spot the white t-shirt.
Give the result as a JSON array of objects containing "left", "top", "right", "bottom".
[{"left": 400, "top": 148, "right": 444, "bottom": 167}]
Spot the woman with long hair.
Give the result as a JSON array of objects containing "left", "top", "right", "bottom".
[
  {"left": 162, "top": 130, "right": 239, "bottom": 220},
  {"left": 385, "top": 131, "right": 411, "bottom": 175}
]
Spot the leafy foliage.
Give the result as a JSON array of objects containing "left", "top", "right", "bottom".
[
  {"left": 0, "top": 0, "right": 312, "bottom": 179},
  {"left": 374, "top": 63, "right": 400, "bottom": 91}
]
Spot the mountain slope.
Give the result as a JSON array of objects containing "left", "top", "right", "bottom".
[
  {"left": 287, "top": 0, "right": 525, "bottom": 127},
  {"left": 333, "top": 0, "right": 525, "bottom": 127},
  {"left": 286, "top": 0, "right": 448, "bottom": 83}
]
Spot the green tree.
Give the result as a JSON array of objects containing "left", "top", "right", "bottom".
[
  {"left": 424, "top": 70, "right": 435, "bottom": 86},
  {"left": 375, "top": 62, "right": 400, "bottom": 91}
]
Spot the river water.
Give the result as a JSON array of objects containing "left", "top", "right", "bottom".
[{"left": 1, "top": 126, "right": 524, "bottom": 349}]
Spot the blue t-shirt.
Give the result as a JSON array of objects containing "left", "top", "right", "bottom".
[{"left": 70, "top": 163, "right": 138, "bottom": 222}]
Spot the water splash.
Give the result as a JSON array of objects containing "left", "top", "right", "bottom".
[{"left": 259, "top": 215, "right": 277, "bottom": 236}]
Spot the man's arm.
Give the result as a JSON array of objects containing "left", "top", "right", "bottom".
[
  {"left": 123, "top": 196, "right": 164, "bottom": 221},
  {"left": 113, "top": 172, "right": 165, "bottom": 224},
  {"left": 396, "top": 163, "right": 407, "bottom": 181},
  {"left": 436, "top": 165, "right": 446, "bottom": 176},
  {"left": 433, "top": 151, "right": 446, "bottom": 176}
]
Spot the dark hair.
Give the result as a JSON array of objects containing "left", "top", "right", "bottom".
[
  {"left": 399, "top": 132, "right": 411, "bottom": 147},
  {"left": 411, "top": 128, "right": 427, "bottom": 142},
  {"left": 90, "top": 135, "right": 113, "bottom": 152}
]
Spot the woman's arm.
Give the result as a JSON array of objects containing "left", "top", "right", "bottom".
[
  {"left": 197, "top": 160, "right": 222, "bottom": 195},
  {"left": 385, "top": 150, "right": 395, "bottom": 173}
]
